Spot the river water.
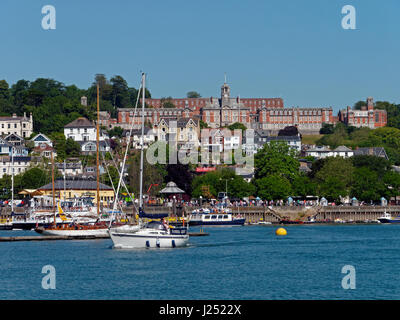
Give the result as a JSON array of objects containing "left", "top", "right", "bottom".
[{"left": 0, "top": 224, "right": 399, "bottom": 300}]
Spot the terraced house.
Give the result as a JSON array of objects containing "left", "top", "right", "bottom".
[{"left": 0, "top": 112, "right": 33, "bottom": 138}]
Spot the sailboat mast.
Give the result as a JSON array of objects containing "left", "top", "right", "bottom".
[
  {"left": 51, "top": 151, "right": 55, "bottom": 225},
  {"left": 96, "top": 83, "right": 100, "bottom": 216},
  {"left": 63, "top": 159, "right": 66, "bottom": 202},
  {"left": 11, "top": 146, "right": 14, "bottom": 214},
  {"left": 139, "top": 73, "right": 145, "bottom": 210}
]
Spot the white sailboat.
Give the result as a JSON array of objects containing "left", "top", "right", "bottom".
[{"left": 109, "top": 73, "right": 189, "bottom": 248}]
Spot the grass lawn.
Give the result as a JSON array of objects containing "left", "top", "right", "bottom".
[{"left": 302, "top": 134, "right": 323, "bottom": 145}]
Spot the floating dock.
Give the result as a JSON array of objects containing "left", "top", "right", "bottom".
[
  {"left": 0, "top": 235, "right": 109, "bottom": 242},
  {"left": 0, "top": 232, "right": 209, "bottom": 242}
]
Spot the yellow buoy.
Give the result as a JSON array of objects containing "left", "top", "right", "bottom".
[{"left": 276, "top": 228, "right": 287, "bottom": 236}]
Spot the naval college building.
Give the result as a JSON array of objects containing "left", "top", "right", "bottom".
[{"left": 117, "top": 81, "right": 384, "bottom": 135}]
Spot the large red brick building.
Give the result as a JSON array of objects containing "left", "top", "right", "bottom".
[
  {"left": 116, "top": 81, "right": 386, "bottom": 134},
  {"left": 338, "top": 97, "right": 387, "bottom": 128}
]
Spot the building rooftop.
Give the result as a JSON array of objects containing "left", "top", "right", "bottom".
[
  {"left": 307, "top": 146, "right": 332, "bottom": 152},
  {"left": 353, "top": 147, "right": 388, "bottom": 159},
  {"left": 267, "top": 136, "right": 301, "bottom": 142},
  {"left": 64, "top": 117, "right": 95, "bottom": 128},
  {"left": 38, "top": 180, "right": 113, "bottom": 191},
  {"left": 333, "top": 146, "right": 353, "bottom": 152}
]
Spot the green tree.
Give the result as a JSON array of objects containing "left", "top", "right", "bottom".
[
  {"left": 292, "top": 174, "right": 317, "bottom": 197},
  {"left": 108, "top": 126, "right": 124, "bottom": 138},
  {"left": 21, "top": 167, "right": 51, "bottom": 189},
  {"left": 375, "top": 101, "right": 400, "bottom": 129},
  {"left": 383, "top": 171, "right": 400, "bottom": 199},
  {"left": 227, "top": 122, "right": 247, "bottom": 131},
  {"left": 353, "top": 100, "right": 367, "bottom": 110},
  {"left": 319, "top": 123, "right": 334, "bottom": 134},
  {"left": 160, "top": 97, "right": 176, "bottom": 108},
  {"left": 314, "top": 157, "right": 354, "bottom": 202},
  {"left": 191, "top": 168, "right": 254, "bottom": 199},
  {"left": 200, "top": 120, "right": 209, "bottom": 129},
  {"left": 110, "top": 75, "right": 130, "bottom": 109},
  {"left": 254, "top": 175, "right": 292, "bottom": 201},
  {"left": 187, "top": 91, "right": 201, "bottom": 98},
  {"left": 351, "top": 167, "right": 385, "bottom": 202},
  {"left": 50, "top": 132, "right": 67, "bottom": 160},
  {"left": 0, "top": 80, "right": 10, "bottom": 100},
  {"left": 254, "top": 141, "right": 299, "bottom": 181},
  {"left": 128, "top": 150, "right": 167, "bottom": 198},
  {"left": 65, "top": 138, "right": 81, "bottom": 157},
  {"left": 101, "top": 165, "right": 120, "bottom": 191}
]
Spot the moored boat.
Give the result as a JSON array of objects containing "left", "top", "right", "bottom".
[
  {"left": 189, "top": 207, "right": 245, "bottom": 226},
  {"left": 34, "top": 86, "right": 114, "bottom": 239},
  {"left": 0, "top": 217, "right": 12, "bottom": 230},
  {"left": 35, "top": 222, "right": 109, "bottom": 237},
  {"left": 109, "top": 73, "right": 189, "bottom": 249},
  {"left": 109, "top": 220, "right": 188, "bottom": 248},
  {"left": 279, "top": 219, "right": 304, "bottom": 225},
  {"left": 377, "top": 211, "right": 400, "bottom": 224}
]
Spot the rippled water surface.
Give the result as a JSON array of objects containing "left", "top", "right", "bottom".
[{"left": 1, "top": 225, "right": 399, "bottom": 300}]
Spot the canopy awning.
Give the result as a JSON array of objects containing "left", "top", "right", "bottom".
[
  {"left": 159, "top": 181, "right": 185, "bottom": 194},
  {"left": 18, "top": 189, "right": 43, "bottom": 196}
]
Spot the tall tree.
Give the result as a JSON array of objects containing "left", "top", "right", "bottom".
[
  {"left": 254, "top": 141, "right": 299, "bottom": 181},
  {"left": 187, "top": 91, "right": 201, "bottom": 98}
]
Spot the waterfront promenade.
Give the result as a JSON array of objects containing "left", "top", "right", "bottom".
[
  {"left": 127, "top": 205, "right": 400, "bottom": 224},
  {"left": 2, "top": 204, "right": 400, "bottom": 225}
]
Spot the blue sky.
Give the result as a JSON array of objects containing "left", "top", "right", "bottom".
[{"left": 1, "top": 0, "right": 399, "bottom": 112}]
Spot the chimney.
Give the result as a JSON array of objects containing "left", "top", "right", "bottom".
[
  {"left": 12, "top": 113, "right": 17, "bottom": 118},
  {"left": 81, "top": 96, "right": 88, "bottom": 107}
]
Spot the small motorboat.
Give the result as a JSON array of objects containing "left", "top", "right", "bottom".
[{"left": 377, "top": 211, "right": 400, "bottom": 224}]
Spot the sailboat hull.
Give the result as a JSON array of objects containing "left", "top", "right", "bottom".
[
  {"left": 36, "top": 227, "right": 109, "bottom": 237},
  {"left": 109, "top": 232, "right": 189, "bottom": 249}
]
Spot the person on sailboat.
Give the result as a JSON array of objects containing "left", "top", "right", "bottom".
[{"left": 162, "top": 217, "right": 169, "bottom": 231}]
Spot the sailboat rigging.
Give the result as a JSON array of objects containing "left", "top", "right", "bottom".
[
  {"left": 109, "top": 73, "right": 189, "bottom": 248},
  {"left": 34, "top": 83, "right": 109, "bottom": 237}
]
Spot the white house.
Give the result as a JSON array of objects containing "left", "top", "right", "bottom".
[
  {"left": 123, "top": 128, "right": 156, "bottom": 149},
  {"left": 0, "top": 113, "right": 33, "bottom": 138},
  {"left": 31, "top": 133, "right": 53, "bottom": 148},
  {"left": 224, "top": 135, "right": 241, "bottom": 150},
  {"left": 266, "top": 135, "right": 302, "bottom": 152},
  {"left": 332, "top": 146, "right": 354, "bottom": 158},
  {"left": 55, "top": 161, "right": 83, "bottom": 177},
  {"left": 64, "top": 117, "right": 109, "bottom": 153},
  {"left": 64, "top": 117, "right": 97, "bottom": 142},
  {"left": 0, "top": 156, "right": 31, "bottom": 178},
  {"left": 305, "top": 145, "right": 354, "bottom": 159},
  {"left": 305, "top": 146, "right": 334, "bottom": 159}
]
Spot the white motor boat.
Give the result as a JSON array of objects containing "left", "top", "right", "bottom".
[{"left": 109, "top": 220, "right": 189, "bottom": 249}]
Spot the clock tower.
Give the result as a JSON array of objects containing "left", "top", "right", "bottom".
[{"left": 221, "top": 78, "right": 230, "bottom": 104}]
